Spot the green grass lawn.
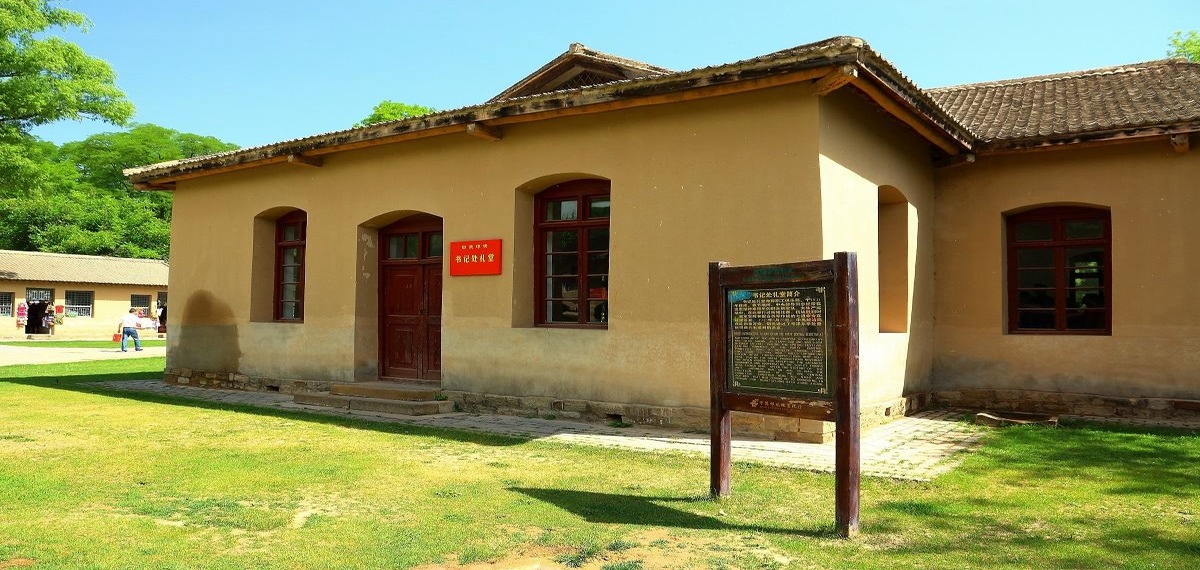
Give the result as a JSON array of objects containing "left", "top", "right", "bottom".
[
  {"left": 1, "top": 360, "right": 1197, "bottom": 569},
  {"left": 0, "top": 339, "right": 167, "bottom": 349}
]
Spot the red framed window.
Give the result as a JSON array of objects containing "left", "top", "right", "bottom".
[
  {"left": 535, "top": 180, "right": 610, "bottom": 327},
  {"left": 1006, "top": 206, "right": 1111, "bottom": 334},
  {"left": 275, "top": 210, "right": 307, "bottom": 321}
]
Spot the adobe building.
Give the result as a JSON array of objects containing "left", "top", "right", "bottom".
[
  {"left": 125, "top": 37, "right": 1200, "bottom": 441},
  {"left": 0, "top": 250, "right": 168, "bottom": 340}
]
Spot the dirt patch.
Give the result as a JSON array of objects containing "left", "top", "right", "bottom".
[
  {"left": 413, "top": 527, "right": 793, "bottom": 570},
  {"left": 0, "top": 559, "right": 36, "bottom": 568}
]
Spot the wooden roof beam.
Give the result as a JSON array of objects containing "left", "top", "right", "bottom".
[
  {"left": 287, "top": 153, "right": 323, "bottom": 167},
  {"left": 466, "top": 122, "right": 503, "bottom": 142},
  {"left": 1170, "top": 133, "right": 1190, "bottom": 154},
  {"left": 850, "top": 76, "right": 962, "bottom": 156},
  {"left": 813, "top": 65, "right": 858, "bottom": 96}
]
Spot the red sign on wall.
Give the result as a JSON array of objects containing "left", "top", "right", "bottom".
[{"left": 449, "top": 239, "right": 503, "bottom": 276}]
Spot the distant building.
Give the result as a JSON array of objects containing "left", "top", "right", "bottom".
[
  {"left": 0, "top": 250, "right": 168, "bottom": 340},
  {"left": 125, "top": 37, "right": 1200, "bottom": 440}
]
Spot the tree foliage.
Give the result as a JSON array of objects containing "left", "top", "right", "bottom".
[
  {"left": 0, "top": 0, "right": 133, "bottom": 136},
  {"left": 1169, "top": 31, "right": 1200, "bottom": 62},
  {"left": 354, "top": 100, "right": 436, "bottom": 127},
  {"left": 0, "top": 124, "right": 238, "bottom": 259}
]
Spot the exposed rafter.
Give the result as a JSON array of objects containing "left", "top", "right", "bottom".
[
  {"left": 813, "top": 65, "right": 858, "bottom": 96},
  {"left": 466, "top": 123, "right": 503, "bottom": 142}
]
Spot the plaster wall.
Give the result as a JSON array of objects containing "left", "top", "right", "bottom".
[
  {"left": 934, "top": 140, "right": 1200, "bottom": 399},
  {"left": 817, "top": 91, "right": 937, "bottom": 406},
  {"left": 0, "top": 280, "right": 165, "bottom": 340},
  {"left": 168, "top": 84, "right": 824, "bottom": 408}
]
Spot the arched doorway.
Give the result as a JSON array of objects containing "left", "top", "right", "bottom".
[{"left": 379, "top": 213, "right": 443, "bottom": 382}]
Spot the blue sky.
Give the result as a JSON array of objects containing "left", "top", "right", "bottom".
[{"left": 31, "top": 0, "right": 1198, "bottom": 148}]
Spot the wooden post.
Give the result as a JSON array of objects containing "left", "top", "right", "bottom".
[
  {"left": 834, "top": 252, "right": 860, "bottom": 538},
  {"left": 708, "top": 261, "right": 731, "bottom": 497}
]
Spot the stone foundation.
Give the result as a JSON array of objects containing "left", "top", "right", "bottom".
[
  {"left": 933, "top": 388, "right": 1200, "bottom": 420},
  {"left": 163, "top": 367, "right": 930, "bottom": 442},
  {"left": 163, "top": 367, "right": 332, "bottom": 394},
  {"left": 445, "top": 391, "right": 928, "bottom": 443}
]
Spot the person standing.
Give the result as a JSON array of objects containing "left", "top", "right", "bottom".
[{"left": 116, "top": 308, "right": 143, "bottom": 352}]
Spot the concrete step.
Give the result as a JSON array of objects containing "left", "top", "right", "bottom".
[
  {"left": 293, "top": 392, "right": 454, "bottom": 416},
  {"left": 329, "top": 381, "right": 441, "bottom": 401}
]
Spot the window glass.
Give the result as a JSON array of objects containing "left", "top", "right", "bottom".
[
  {"left": 587, "top": 228, "right": 609, "bottom": 252},
  {"left": 1014, "top": 222, "right": 1052, "bottom": 241},
  {"left": 427, "top": 233, "right": 443, "bottom": 258},
  {"left": 66, "top": 291, "right": 94, "bottom": 318},
  {"left": 1065, "top": 219, "right": 1104, "bottom": 239},
  {"left": 545, "top": 200, "right": 578, "bottom": 221},
  {"left": 1017, "top": 249, "right": 1053, "bottom": 268},
  {"left": 0, "top": 292, "right": 12, "bottom": 317},
  {"left": 547, "top": 254, "right": 578, "bottom": 276},
  {"left": 588, "top": 197, "right": 611, "bottom": 219},
  {"left": 281, "top": 223, "right": 302, "bottom": 242},
  {"left": 547, "top": 231, "right": 578, "bottom": 253},
  {"left": 275, "top": 211, "right": 306, "bottom": 321}
]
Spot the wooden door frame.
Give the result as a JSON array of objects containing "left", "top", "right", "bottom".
[{"left": 378, "top": 213, "right": 443, "bottom": 381}]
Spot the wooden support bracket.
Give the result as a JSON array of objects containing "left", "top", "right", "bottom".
[
  {"left": 933, "top": 153, "right": 976, "bottom": 169},
  {"left": 466, "top": 122, "right": 503, "bottom": 142},
  {"left": 813, "top": 65, "right": 858, "bottom": 96},
  {"left": 1170, "top": 133, "right": 1190, "bottom": 154},
  {"left": 287, "top": 154, "right": 323, "bottom": 167}
]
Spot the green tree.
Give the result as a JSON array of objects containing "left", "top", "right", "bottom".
[
  {"left": 58, "top": 123, "right": 237, "bottom": 195},
  {"left": 0, "top": 0, "right": 133, "bottom": 137},
  {"left": 354, "top": 100, "right": 436, "bottom": 127},
  {"left": 1169, "top": 31, "right": 1200, "bottom": 61}
]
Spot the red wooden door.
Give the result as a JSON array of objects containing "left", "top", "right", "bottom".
[{"left": 379, "top": 215, "right": 443, "bottom": 381}]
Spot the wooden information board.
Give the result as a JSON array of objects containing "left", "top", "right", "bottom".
[{"left": 708, "top": 253, "right": 860, "bottom": 538}]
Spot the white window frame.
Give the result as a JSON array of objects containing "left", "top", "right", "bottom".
[{"left": 65, "top": 290, "right": 95, "bottom": 318}]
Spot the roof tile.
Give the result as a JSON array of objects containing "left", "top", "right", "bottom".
[{"left": 0, "top": 250, "right": 168, "bottom": 287}]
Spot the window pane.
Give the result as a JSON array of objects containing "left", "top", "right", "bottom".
[
  {"left": 427, "top": 233, "right": 443, "bottom": 257},
  {"left": 1066, "top": 310, "right": 1106, "bottom": 330},
  {"left": 1014, "top": 222, "right": 1052, "bottom": 241},
  {"left": 587, "top": 228, "right": 609, "bottom": 252},
  {"left": 1065, "top": 219, "right": 1104, "bottom": 239},
  {"left": 282, "top": 247, "right": 302, "bottom": 265},
  {"left": 546, "top": 277, "right": 578, "bottom": 298},
  {"left": 404, "top": 235, "right": 419, "bottom": 259},
  {"left": 1018, "top": 269, "right": 1055, "bottom": 289},
  {"left": 1017, "top": 249, "right": 1053, "bottom": 268},
  {"left": 281, "top": 284, "right": 299, "bottom": 301},
  {"left": 1067, "top": 290, "right": 1105, "bottom": 309},
  {"left": 587, "top": 276, "right": 608, "bottom": 298},
  {"left": 588, "top": 197, "right": 611, "bottom": 219},
  {"left": 545, "top": 199, "right": 578, "bottom": 221},
  {"left": 282, "top": 266, "right": 301, "bottom": 284},
  {"left": 1068, "top": 267, "right": 1104, "bottom": 288},
  {"left": 547, "top": 230, "right": 578, "bottom": 253},
  {"left": 1017, "top": 290, "right": 1055, "bottom": 309},
  {"left": 588, "top": 253, "right": 609, "bottom": 275},
  {"left": 589, "top": 300, "right": 609, "bottom": 323},
  {"left": 280, "top": 302, "right": 300, "bottom": 320},
  {"left": 547, "top": 253, "right": 578, "bottom": 276},
  {"left": 1017, "top": 310, "right": 1056, "bottom": 329},
  {"left": 1066, "top": 247, "right": 1104, "bottom": 267},
  {"left": 548, "top": 300, "right": 578, "bottom": 322},
  {"left": 281, "top": 223, "right": 302, "bottom": 242}
]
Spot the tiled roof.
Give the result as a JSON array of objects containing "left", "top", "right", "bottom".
[
  {"left": 0, "top": 250, "right": 169, "bottom": 286},
  {"left": 124, "top": 36, "right": 973, "bottom": 185},
  {"left": 489, "top": 43, "right": 673, "bottom": 102},
  {"left": 928, "top": 59, "right": 1200, "bottom": 146}
]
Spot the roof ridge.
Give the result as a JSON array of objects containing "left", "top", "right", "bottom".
[
  {"left": 928, "top": 58, "right": 1193, "bottom": 92},
  {"left": 0, "top": 249, "right": 168, "bottom": 263}
]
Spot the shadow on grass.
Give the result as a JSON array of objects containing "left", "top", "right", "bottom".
[
  {"left": 870, "top": 496, "right": 1200, "bottom": 564},
  {"left": 967, "top": 425, "right": 1200, "bottom": 498},
  {"left": 510, "top": 487, "right": 836, "bottom": 538},
  {"left": 0, "top": 367, "right": 527, "bottom": 449}
]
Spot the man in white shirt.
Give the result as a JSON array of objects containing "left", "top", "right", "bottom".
[{"left": 116, "top": 308, "right": 143, "bottom": 352}]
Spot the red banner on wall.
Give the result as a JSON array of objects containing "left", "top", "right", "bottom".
[{"left": 449, "top": 239, "right": 502, "bottom": 276}]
